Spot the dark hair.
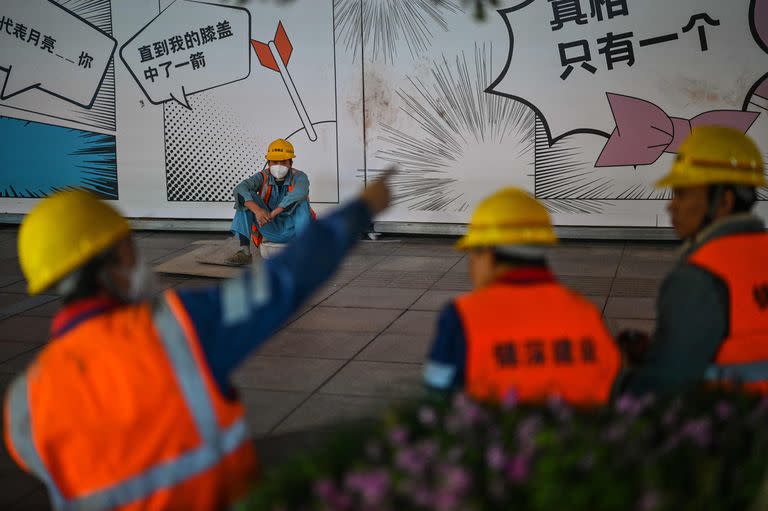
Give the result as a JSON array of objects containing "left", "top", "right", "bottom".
[
  {"left": 491, "top": 250, "right": 548, "bottom": 268},
  {"left": 709, "top": 185, "right": 757, "bottom": 214},
  {"left": 60, "top": 248, "right": 118, "bottom": 304}
]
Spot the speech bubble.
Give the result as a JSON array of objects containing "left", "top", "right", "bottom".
[
  {"left": 120, "top": 0, "right": 251, "bottom": 110},
  {"left": 0, "top": 0, "right": 116, "bottom": 108},
  {"left": 487, "top": 0, "right": 767, "bottom": 143}
]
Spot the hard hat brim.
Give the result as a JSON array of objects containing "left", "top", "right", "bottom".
[
  {"left": 654, "top": 167, "right": 766, "bottom": 189},
  {"left": 265, "top": 153, "right": 296, "bottom": 161},
  {"left": 455, "top": 228, "right": 558, "bottom": 251}
]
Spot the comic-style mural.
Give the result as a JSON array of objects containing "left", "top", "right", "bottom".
[
  {"left": 0, "top": 0, "right": 766, "bottom": 228},
  {"left": 0, "top": 0, "right": 117, "bottom": 198}
]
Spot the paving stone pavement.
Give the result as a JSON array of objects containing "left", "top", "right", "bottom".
[{"left": 0, "top": 228, "right": 677, "bottom": 508}]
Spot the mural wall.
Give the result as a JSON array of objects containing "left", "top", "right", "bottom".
[{"left": 1, "top": 0, "right": 766, "bottom": 229}]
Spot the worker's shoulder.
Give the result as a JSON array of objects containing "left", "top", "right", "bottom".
[
  {"left": 291, "top": 168, "right": 309, "bottom": 179},
  {"left": 659, "top": 258, "right": 726, "bottom": 301}
]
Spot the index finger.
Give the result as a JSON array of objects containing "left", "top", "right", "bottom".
[{"left": 375, "top": 166, "right": 399, "bottom": 183}]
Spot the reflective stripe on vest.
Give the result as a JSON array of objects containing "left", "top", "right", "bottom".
[
  {"left": 688, "top": 232, "right": 768, "bottom": 389},
  {"left": 705, "top": 360, "right": 768, "bottom": 383},
  {"left": 7, "top": 374, "right": 66, "bottom": 509},
  {"left": 6, "top": 295, "right": 251, "bottom": 510},
  {"left": 257, "top": 170, "right": 271, "bottom": 204}
]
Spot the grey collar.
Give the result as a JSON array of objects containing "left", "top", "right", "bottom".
[{"left": 680, "top": 213, "right": 765, "bottom": 257}]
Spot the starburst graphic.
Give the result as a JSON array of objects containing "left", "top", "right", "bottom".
[
  {"left": 334, "top": 0, "right": 462, "bottom": 62},
  {"left": 373, "top": 44, "right": 536, "bottom": 212}
]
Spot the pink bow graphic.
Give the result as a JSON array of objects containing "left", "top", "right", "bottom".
[{"left": 595, "top": 93, "right": 760, "bottom": 167}]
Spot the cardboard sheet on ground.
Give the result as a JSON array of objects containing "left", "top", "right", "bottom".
[
  {"left": 153, "top": 244, "right": 242, "bottom": 278},
  {"left": 193, "top": 237, "right": 250, "bottom": 267}
]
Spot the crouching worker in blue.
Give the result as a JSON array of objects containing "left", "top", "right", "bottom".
[{"left": 229, "top": 138, "right": 315, "bottom": 264}]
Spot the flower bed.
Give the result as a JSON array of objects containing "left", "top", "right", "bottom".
[{"left": 243, "top": 390, "right": 768, "bottom": 510}]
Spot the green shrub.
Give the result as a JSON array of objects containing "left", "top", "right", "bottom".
[{"left": 243, "top": 389, "right": 768, "bottom": 511}]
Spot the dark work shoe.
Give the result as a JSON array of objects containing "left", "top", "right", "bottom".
[{"left": 227, "top": 249, "right": 252, "bottom": 266}]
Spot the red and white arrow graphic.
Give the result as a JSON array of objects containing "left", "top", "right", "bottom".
[{"left": 252, "top": 22, "right": 317, "bottom": 142}]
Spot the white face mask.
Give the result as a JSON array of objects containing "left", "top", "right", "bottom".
[
  {"left": 269, "top": 164, "right": 290, "bottom": 180},
  {"left": 127, "top": 259, "right": 157, "bottom": 302}
]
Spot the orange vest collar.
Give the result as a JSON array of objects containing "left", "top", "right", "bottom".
[{"left": 51, "top": 295, "right": 122, "bottom": 338}]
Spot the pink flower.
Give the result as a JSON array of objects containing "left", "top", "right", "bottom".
[
  {"left": 715, "top": 401, "right": 734, "bottom": 420},
  {"left": 435, "top": 491, "right": 460, "bottom": 511},
  {"left": 314, "top": 478, "right": 337, "bottom": 500},
  {"left": 506, "top": 454, "right": 531, "bottom": 483},
  {"left": 517, "top": 416, "right": 542, "bottom": 449},
  {"left": 682, "top": 418, "right": 712, "bottom": 447},
  {"left": 388, "top": 426, "right": 409, "bottom": 446},
  {"left": 615, "top": 394, "right": 639, "bottom": 414},
  {"left": 411, "top": 486, "right": 434, "bottom": 507},
  {"left": 451, "top": 393, "right": 487, "bottom": 425},
  {"left": 396, "top": 446, "right": 428, "bottom": 475},
  {"left": 616, "top": 393, "right": 655, "bottom": 417},
  {"left": 418, "top": 439, "right": 438, "bottom": 459},
  {"left": 314, "top": 479, "right": 353, "bottom": 510},
  {"left": 439, "top": 465, "right": 471, "bottom": 495},
  {"left": 452, "top": 392, "right": 472, "bottom": 410},
  {"left": 418, "top": 406, "right": 438, "bottom": 427},
  {"left": 486, "top": 444, "right": 507, "bottom": 471},
  {"left": 344, "top": 469, "right": 390, "bottom": 506}
]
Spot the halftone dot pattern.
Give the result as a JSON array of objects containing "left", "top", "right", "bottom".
[{"left": 165, "top": 90, "right": 267, "bottom": 202}]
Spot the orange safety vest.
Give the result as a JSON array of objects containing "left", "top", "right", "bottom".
[
  {"left": 688, "top": 232, "right": 768, "bottom": 392},
  {"left": 3, "top": 290, "right": 258, "bottom": 510},
  {"left": 456, "top": 279, "right": 620, "bottom": 405},
  {"left": 257, "top": 169, "right": 296, "bottom": 204}
]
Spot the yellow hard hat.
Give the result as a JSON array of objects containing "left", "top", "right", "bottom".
[
  {"left": 18, "top": 189, "right": 130, "bottom": 295},
  {"left": 456, "top": 188, "right": 557, "bottom": 251},
  {"left": 265, "top": 139, "right": 295, "bottom": 161},
  {"left": 655, "top": 126, "right": 765, "bottom": 188}
]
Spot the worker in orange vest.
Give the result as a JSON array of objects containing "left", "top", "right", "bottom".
[
  {"left": 621, "top": 126, "right": 768, "bottom": 395},
  {"left": 422, "top": 188, "right": 621, "bottom": 405},
  {"left": 3, "top": 172, "right": 393, "bottom": 510}
]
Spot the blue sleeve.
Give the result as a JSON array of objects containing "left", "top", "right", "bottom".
[
  {"left": 278, "top": 171, "right": 309, "bottom": 210},
  {"left": 234, "top": 173, "right": 263, "bottom": 204},
  {"left": 625, "top": 263, "right": 728, "bottom": 396},
  {"left": 177, "top": 199, "right": 372, "bottom": 394},
  {"left": 422, "top": 302, "right": 467, "bottom": 392}
]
